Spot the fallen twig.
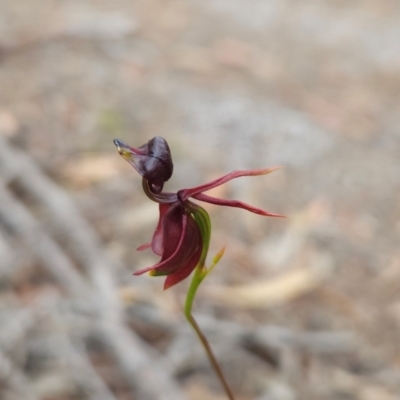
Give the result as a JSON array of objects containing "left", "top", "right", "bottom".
[{"left": 0, "top": 137, "right": 188, "bottom": 400}]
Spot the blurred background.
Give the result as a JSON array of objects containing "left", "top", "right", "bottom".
[{"left": 0, "top": 1, "right": 400, "bottom": 399}]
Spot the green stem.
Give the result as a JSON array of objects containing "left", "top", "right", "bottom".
[
  {"left": 184, "top": 265, "right": 235, "bottom": 400},
  {"left": 183, "top": 201, "right": 235, "bottom": 399}
]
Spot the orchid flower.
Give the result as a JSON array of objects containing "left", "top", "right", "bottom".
[{"left": 114, "top": 137, "right": 283, "bottom": 289}]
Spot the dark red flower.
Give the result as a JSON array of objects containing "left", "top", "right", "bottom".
[
  {"left": 135, "top": 202, "right": 203, "bottom": 289},
  {"left": 114, "top": 137, "right": 283, "bottom": 289},
  {"left": 113, "top": 137, "right": 173, "bottom": 193}
]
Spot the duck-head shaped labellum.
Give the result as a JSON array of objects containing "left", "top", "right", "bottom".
[{"left": 113, "top": 137, "right": 173, "bottom": 193}]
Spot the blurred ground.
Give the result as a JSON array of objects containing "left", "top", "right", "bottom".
[{"left": 0, "top": 1, "right": 400, "bottom": 399}]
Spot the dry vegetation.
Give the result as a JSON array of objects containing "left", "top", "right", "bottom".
[{"left": 0, "top": 1, "right": 400, "bottom": 399}]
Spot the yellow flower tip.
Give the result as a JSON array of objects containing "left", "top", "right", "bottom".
[
  {"left": 213, "top": 246, "right": 226, "bottom": 264},
  {"left": 148, "top": 269, "right": 157, "bottom": 276},
  {"left": 113, "top": 140, "right": 134, "bottom": 160},
  {"left": 121, "top": 150, "right": 132, "bottom": 160}
]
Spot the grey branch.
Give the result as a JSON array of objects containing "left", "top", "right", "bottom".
[{"left": 0, "top": 136, "right": 187, "bottom": 400}]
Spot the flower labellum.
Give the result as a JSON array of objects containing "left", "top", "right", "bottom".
[
  {"left": 114, "top": 137, "right": 283, "bottom": 289},
  {"left": 113, "top": 137, "right": 173, "bottom": 193}
]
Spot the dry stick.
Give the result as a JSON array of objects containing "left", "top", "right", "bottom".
[
  {"left": 0, "top": 348, "right": 40, "bottom": 400},
  {"left": 243, "top": 325, "right": 357, "bottom": 355},
  {"left": 0, "top": 306, "right": 38, "bottom": 399},
  {"left": 0, "top": 181, "right": 186, "bottom": 400},
  {"left": 53, "top": 334, "right": 118, "bottom": 400},
  {"left": 18, "top": 292, "right": 118, "bottom": 400},
  {"left": 186, "top": 315, "right": 357, "bottom": 356},
  {"left": 167, "top": 315, "right": 356, "bottom": 374},
  {"left": 0, "top": 187, "right": 182, "bottom": 400},
  {"left": 0, "top": 304, "right": 116, "bottom": 400},
  {"left": 0, "top": 136, "right": 118, "bottom": 305},
  {"left": 0, "top": 308, "right": 36, "bottom": 352},
  {"left": 0, "top": 138, "right": 187, "bottom": 400},
  {"left": 0, "top": 180, "right": 89, "bottom": 298},
  {"left": 0, "top": 231, "right": 33, "bottom": 279}
]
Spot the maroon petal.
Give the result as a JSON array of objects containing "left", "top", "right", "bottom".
[
  {"left": 159, "top": 204, "right": 186, "bottom": 262},
  {"left": 137, "top": 243, "right": 151, "bottom": 251},
  {"left": 193, "top": 193, "right": 285, "bottom": 217},
  {"left": 163, "top": 241, "right": 203, "bottom": 290},
  {"left": 178, "top": 167, "right": 282, "bottom": 201},
  {"left": 151, "top": 203, "right": 171, "bottom": 256},
  {"left": 134, "top": 208, "right": 201, "bottom": 276}
]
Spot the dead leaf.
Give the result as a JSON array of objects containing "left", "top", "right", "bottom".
[
  {"left": 62, "top": 154, "right": 126, "bottom": 186},
  {"left": 0, "top": 110, "right": 19, "bottom": 137},
  {"left": 204, "top": 268, "right": 323, "bottom": 309}
]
